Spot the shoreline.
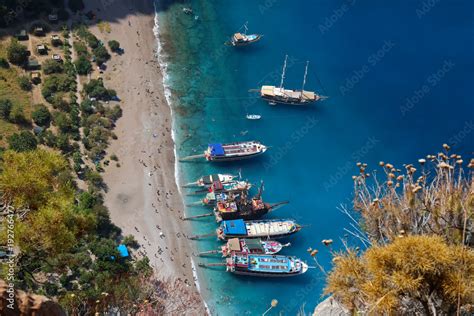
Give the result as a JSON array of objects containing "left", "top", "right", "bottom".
[
  {"left": 152, "top": 4, "right": 211, "bottom": 313},
  {"left": 84, "top": 0, "right": 206, "bottom": 313}
]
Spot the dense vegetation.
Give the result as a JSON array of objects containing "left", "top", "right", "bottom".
[
  {"left": 6, "top": 39, "right": 28, "bottom": 65},
  {"left": 0, "top": 149, "right": 155, "bottom": 313},
  {"left": 320, "top": 147, "right": 474, "bottom": 315},
  {"left": 0, "top": 10, "right": 149, "bottom": 313},
  {"left": 0, "top": 0, "right": 81, "bottom": 26}
]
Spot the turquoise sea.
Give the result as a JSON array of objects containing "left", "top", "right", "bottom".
[{"left": 155, "top": 0, "right": 474, "bottom": 315}]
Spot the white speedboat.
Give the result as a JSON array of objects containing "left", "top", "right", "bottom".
[{"left": 246, "top": 114, "right": 261, "bottom": 120}]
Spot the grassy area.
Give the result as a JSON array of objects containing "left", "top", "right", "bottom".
[{"left": 0, "top": 41, "right": 32, "bottom": 147}]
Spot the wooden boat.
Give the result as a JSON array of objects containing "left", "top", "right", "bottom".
[
  {"left": 214, "top": 185, "right": 288, "bottom": 221},
  {"left": 187, "top": 180, "right": 251, "bottom": 196},
  {"left": 197, "top": 238, "right": 285, "bottom": 257},
  {"left": 217, "top": 219, "right": 301, "bottom": 240},
  {"left": 180, "top": 141, "right": 267, "bottom": 162},
  {"left": 200, "top": 192, "right": 231, "bottom": 207},
  {"left": 205, "top": 141, "right": 267, "bottom": 162},
  {"left": 183, "top": 173, "right": 236, "bottom": 188},
  {"left": 222, "top": 238, "right": 284, "bottom": 256},
  {"left": 215, "top": 199, "right": 288, "bottom": 222},
  {"left": 226, "top": 23, "right": 262, "bottom": 47},
  {"left": 260, "top": 55, "right": 323, "bottom": 105},
  {"left": 226, "top": 253, "right": 308, "bottom": 277}
]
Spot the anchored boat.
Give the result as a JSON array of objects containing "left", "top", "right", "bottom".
[
  {"left": 187, "top": 180, "right": 251, "bottom": 196},
  {"left": 199, "top": 192, "right": 231, "bottom": 207},
  {"left": 214, "top": 184, "right": 288, "bottom": 221},
  {"left": 246, "top": 114, "right": 261, "bottom": 120},
  {"left": 226, "top": 253, "right": 308, "bottom": 277},
  {"left": 226, "top": 22, "right": 262, "bottom": 47},
  {"left": 205, "top": 141, "right": 267, "bottom": 162},
  {"left": 197, "top": 238, "right": 285, "bottom": 257},
  {"left": 214, "top": 199, "right": 288, "bottom": 222},
  {"left": 183, "top": 174, "right": 236, "bottom": 188},
  {"left": 198, "top": 253, "right": 309, "bottom": 278},
  {"left": 217, "top": 218, "right": 301, "bottom": 240},
  {"left": 180, "top": 141, "right": 267, "bottom": 162},
  {"left": 260, "top": 55, "right": 323, "bottom": 105}
]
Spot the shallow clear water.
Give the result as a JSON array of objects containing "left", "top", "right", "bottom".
[{"left": 156, "top": 0, "right": 474, "bottom": 314}]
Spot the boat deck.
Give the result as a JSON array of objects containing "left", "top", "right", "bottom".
[
  {"left": 248, "top": 255, "right": 291, "bottom": 273},
  {"left": 261, "top": 85, "right": 316, "bottom": 100},
  {"left": 222, "top": 144, "right": 260, "bottom": 155},
  {"left": 247, "top": 220, "right": 295, "bottom": 236}
]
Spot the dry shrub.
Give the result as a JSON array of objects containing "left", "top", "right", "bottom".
[
  {"left": 349, "top": 146, "right": 473, "bottom": 246},
  {"left": 323, "top": 146, "right": 474, "bottom": 315},
  {"left": 325, "top": 235, "right": 474, "bottom": 315}
]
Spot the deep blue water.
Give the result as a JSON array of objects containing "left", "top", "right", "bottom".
[{"left": 156, "top": 0, "right": 474, "bottom": 314}]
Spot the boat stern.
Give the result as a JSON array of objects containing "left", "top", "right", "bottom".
[{"left": 260, "top": 85, "right": 276, "bottom": 98}]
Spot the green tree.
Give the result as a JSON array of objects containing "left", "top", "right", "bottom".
[
  {"left": 123, "top": 235, "right": 139, "bottom": 249},
  {"left": 17, "top": 204, "right": 78, "bottom": 257},
  {"left": 17, "top": 75, "right": 32, "bottom": 91},
  {"left": 108, "top": 40, "right": 120, "bottom": 52},
  {"left": 32, "top": 105, "right": 51, "bottom": 127},
  {"left": 42, "top": 59, "right": 64, "bottom": 74},
  {"left": 73, "top": 41, "right": 88, "bottom": 56},
  {"left": 74, "top": 55, "right": 92, "bottom": 75},
  {"left": 68, "top": 0, "right": 85, "bottom": 12},
  {"left": 92, "top": 45, "right": 110, "bottom": 65},
  {"left": 7, "top": 131, "right": 37, "bottom": 152},
  {"left": 0, "top": 149, "right": 71, "bottom": 209},
  {"left": 54, "top": 112, "right": 72, "bottom": 133},
  {"left": 42, "top": 74, "right": 76, "bottom": 100},
  {"left": 0, "top": 99, "right": 12, "bottom": 119},
  {"left": 0, "top": 57, "right": 9, "bottom": 68},
  {"left": 8, "top": 105, "right": 28, "bottom": 124},
  {"left": 83, "top": 79, "right": 115, "bottom": 101},
  {"left": 7, "top": 38, "right": 28, "bottom": 65}
]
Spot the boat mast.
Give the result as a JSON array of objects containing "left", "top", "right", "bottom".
[
  {"left": 300, "top": 61, "right": 309, "bottom": 99},
  {"left": 243, "top": 21, "right": 248, "bottom": 35},
  {"left": 279, "top": 55, "right": 288, "bottom": 89}
]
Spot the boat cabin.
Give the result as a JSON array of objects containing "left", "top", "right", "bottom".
[
  {"left": 233, "top": 33, "right": 245, "bottom": 42},
  {"left": 222, "top": 219, "right": 248, "bottom": 236}
]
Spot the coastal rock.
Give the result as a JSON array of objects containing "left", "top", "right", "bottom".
[{"left": 313, "top": 296, "right": 349, "bottom": 316}]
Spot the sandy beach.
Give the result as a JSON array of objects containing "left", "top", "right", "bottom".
[{"left": 83, "top": 0, "right": 206, "bottom": 313}]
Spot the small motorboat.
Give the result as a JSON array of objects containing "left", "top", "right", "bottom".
[
  {"left": 246, "top": 114, "right": 261, "bottom": 120},
  {"left": 225, "top": 22, "right": 262, "bottom": 47},
  {"left": 182, "top": 7, "right": 193, "bottom": 15}
]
